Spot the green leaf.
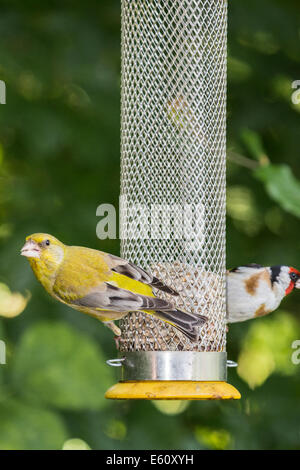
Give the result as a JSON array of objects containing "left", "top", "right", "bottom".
[
  {"left": 0, "top": 320, "right": 6, "bottom": 385},
  {"left": 240, "top": 128, "right": 268, "bottom": 163},
  {"left": 62, "top": 438, "right": 91, "bottom": 450},
  {"left": 237, "top": 311, "right": 300, "bottom": 389},
  {"left": 152, "top": 400, "right": 190, "bottom": 416},
  {"left": 0, "top": 400, "right": 68, "bottom": 450},
  {"left": 11, "top": 321, "right": 114, "bottom": 410},
  {"left": 255, "top": 164, "right": 300, "bottom": 218}
]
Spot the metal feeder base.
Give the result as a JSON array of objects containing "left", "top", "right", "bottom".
[{"left": 105, "top": 352, "right": 241, "bottom": 400}]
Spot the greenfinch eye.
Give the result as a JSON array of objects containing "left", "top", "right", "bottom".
[{"left": 45, "top": 239, "right": 50, "bottom": 246}]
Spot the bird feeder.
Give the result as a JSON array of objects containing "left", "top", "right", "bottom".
[{"left": 105, "top": 0, "right": 240, "bottom": 400}]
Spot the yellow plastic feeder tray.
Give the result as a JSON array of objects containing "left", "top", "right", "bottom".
[{"left": 105, "top": 353, "right": 240, "bottom": 400}]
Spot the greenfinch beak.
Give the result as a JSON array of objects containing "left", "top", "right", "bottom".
[{"left": 21, "top": 240, "right": 41, "bottom": 259}]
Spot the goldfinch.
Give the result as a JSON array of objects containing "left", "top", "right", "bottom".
[
  {"left": 227, "top": 264, "right": 300, "bottom": 323},
  {"left": 21, "top": 233, "right": 207, "bottom": 340}
]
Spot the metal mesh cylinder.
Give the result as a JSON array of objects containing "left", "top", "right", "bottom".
[{"left": 118, "top": 0, "right": 227, "bottom": 354}]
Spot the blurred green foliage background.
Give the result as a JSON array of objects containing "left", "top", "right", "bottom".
[{"left": 0, "top": 0, "right": 300, "bottom": 450}]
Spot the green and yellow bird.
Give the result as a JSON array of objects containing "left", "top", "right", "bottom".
[{"left": 21, "top": 233, "right": 206, "bottom": 340}]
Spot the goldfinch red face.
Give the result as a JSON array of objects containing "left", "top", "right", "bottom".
[
  {"left": 227, "top": 264, "right": 300, "bottom": 324},
  {"left": 269, "top": 265, "right": 300, "bottom": 296},
  {"left": 286, "top": 267, "right": 300, "bottom": 295}
]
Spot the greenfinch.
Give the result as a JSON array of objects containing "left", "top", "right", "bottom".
[{"left": 21, "top": 233, "right": 207, "bottom": 340}]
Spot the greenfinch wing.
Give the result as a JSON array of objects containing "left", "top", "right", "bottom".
[
  {"left": 106, "top": 254, "right": 179, "bottom": 296},
  {"left": 70, "top": 282, "right": 174, "bottom": 313}
]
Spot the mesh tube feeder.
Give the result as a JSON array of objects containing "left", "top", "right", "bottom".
[{"left": 105, "top": 0, "right": 240, "bottom": 400}]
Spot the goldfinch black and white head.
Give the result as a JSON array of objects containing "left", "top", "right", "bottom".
[{"left": 227, "top": 264, "right": 300, "bottom": 323}]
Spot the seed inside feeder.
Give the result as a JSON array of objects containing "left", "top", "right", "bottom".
[{"left": 118, "top": 261, "right": 226, "bottom": 353}]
